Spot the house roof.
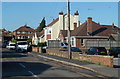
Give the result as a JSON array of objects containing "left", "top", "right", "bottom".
[
  {"left": 46, "top": 18, "right": 59, "bottom": 27},
  {"left": 59, "top": 30, "right": 74, "bottom": 38},
  {"left": 71, "top": 20, "right": 120, "bottom": 37},
  {"left": 14, "top": 25, "right": 36, "bottom": 32},
  {"left": 37, "top": 30, "right": 44, "bottom": 37},
  {"left": 59, "top": 30, "right": 67, "bottom": 37},
  {"left": 46, "top": 13, "right": 67, "bottom": 27}
]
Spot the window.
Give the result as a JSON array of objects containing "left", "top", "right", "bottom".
[
  {"left": 22, "top": 31, "right": 26, "bottom": 34},
  {"left": 47, "top": 30, "right": 51, "bottom": 34},
  {"left": 17, "top": 31, "right": 20, "bottom": 34},
  {"left": 81, "top": 39, "right": 84, "bottom": 47},
  {"left": 28, "top": 31, "right": 32, "bottom": 34},
  {"left": 71, "top": 38, "right": 74, "bottom": 46}
]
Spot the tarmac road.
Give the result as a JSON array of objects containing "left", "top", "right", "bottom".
[{"left": 2, "top": 48, "right": 108, "bottom": 79}]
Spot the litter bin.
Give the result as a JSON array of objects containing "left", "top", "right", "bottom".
[{"left": 41, "top": 47, "right": 46, "bottom": 53}]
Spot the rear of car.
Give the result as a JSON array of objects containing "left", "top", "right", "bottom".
[
  {"left": 16, "top": 41, "right": 29, "bottom": 53},
  {"left": 61, "top": 42, "right": 68, "bottom": 48},
  {"left": 109, "top": 47, "right": 120, "bottom": 57},
  {"left": 86, "top": 47, "right": 107, "bottom": 55},
  {"left": 6, "top": 42, "right": 16, "bottom": 49}
]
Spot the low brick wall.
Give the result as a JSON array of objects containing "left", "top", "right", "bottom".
[
  {"left": 46, "top": 48, "right": 114, "bottom": 67},
  {"left": 46, "top": 48, "right": 68, "bottom": 58},
  {"left": 32, "top": 47, "right": 39, "bottom": 52}
]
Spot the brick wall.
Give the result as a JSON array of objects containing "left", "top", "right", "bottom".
[
  {"left": 32, "top": 47, "right": 39, "bottom": 52},
  {"left": 46, "top": 48, "right": 114, "bottom": 67},
  {"left": 46, "top": 48, "right": 68, "bottom": 58}
]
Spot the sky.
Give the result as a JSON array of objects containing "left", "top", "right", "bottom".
[{"left": 2, "top": 1, "right": 119, "bottom": 31}]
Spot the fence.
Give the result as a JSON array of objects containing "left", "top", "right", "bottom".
[
  {"left": 86, "top": 40, "right": 120, "bottom": 49},
  {"left": 47, "top": 40, "right": 61, "bottom": 48}
]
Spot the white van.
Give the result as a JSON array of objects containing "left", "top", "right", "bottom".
[{"left": 6, "top": 42, "right": 16, "bottom": 49}]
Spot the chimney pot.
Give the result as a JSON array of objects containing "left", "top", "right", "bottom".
[
  {"left": 59, "top": 11, "right": 63, "bottom": 15},
  {"left": 88, "top": 17, "right": 92, "bottom": 20},
  {"left": 74, "top": 11, "right": 79, "bottom": 15}
]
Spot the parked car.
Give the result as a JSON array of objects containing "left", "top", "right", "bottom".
[
  {"left": 70, "top": 47, "right": 82, "bottom": 52},
  {"left": 6, "top": 42, "right": 16, "bottom": 49},
  {"left": 86, "top": 47, "right": 107, "bottom": 55},
  {"left": 60, "top": 47, "right": 82, "bottom": 53},
  {"left": 2, "top": 40, "right": 9, "bottom": 48},
  {"left": 108, "top": 47, "right": 120, "bottom": 57},
  {"left": 16, "top": 41, "right": 29, "bottom": 53},
  {"left": 61, "top": 42, "right": 68, "bottom": 48}
]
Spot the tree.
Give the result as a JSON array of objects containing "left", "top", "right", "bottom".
[{"left": 36, "top": 17, "right": 46, "bottom": 32}]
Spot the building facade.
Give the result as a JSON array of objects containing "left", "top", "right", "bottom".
[
  {"left": 13, "top": 25, "right": 36, "bottom": 40},
  {"left": 59, "top": 17, "right": 120, "bottom": 48},
  {"left": 38, "top": 11, "right": 81, "bottom": 42}
]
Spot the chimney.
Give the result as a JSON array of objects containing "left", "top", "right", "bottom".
[
  {"left": 59, "top": 11, "right": 63, "bottom": 15},
  {"left": 87, "top": 17, "right": 93, "bottom": 35},
  {"left": 74, "top": 23, "right": 77, "bottom": 29},
  {"left": 112, "top": 22, "right": 115, "bottom": 31},
  {"left": 59, "top": 11, "right": 64, "bottom": 30},
  {"left": 112, "top": 22, "right": 115, "bottom": 28},
  {"left": 74, "top": 11, "right": 79, "bottom": 28},
  {"left": 74, "top": 11, "right": 79, "bottom": 15}
]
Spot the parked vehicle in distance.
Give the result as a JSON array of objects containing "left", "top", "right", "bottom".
[
  {"left": 70, "top": 47, "right": 82, "bottom": 52},
  {"left": 60, "top": 47, "right": 82, "bottom": 53},
  {"left": 2, "top": 40, "right": 9, "bottom": 48},
  {"left": 16, "top": 41, "right": 29, "bottom": 53},
  {"left": 108, "top": 47, "right": 120, "bottom": 57},
  {"left": 86, "top": 47, "right": 107, "bottom": 55},
  {"left": 6, "top": 42, "right": 16, "bottom": 49},
  {"left": 61, "top": 42, "right": 68, "bottom": 48}
]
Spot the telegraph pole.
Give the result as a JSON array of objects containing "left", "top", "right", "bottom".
[{"left": 67, "top": 0, "right": 71, "bottom": 59}]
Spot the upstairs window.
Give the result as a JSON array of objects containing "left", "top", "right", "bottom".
[
  {"left": 47, "top": 29, "right": 51, "bottom": 34},
  {"left": 22, "top": 31, "right": 26, "bottom": 34},
  {"left": 17, "top": 31, "right": 21, "bottom": 34}
]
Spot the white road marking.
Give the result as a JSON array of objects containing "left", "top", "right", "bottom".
[
  {"left": 28, "top": 71, "right": 38, "bottom": 77},
  {"left": 19, "top": 63, "right": 26, "bottom": 68},
  {"left": 19, "top": 63, "right": 38, "bottom": 78}
]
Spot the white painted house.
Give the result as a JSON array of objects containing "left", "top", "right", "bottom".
[{"left": 38, "top": 11, "right": 81, "bottom": 42}]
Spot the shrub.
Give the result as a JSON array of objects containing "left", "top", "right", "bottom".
[
  {"left": 37, "top": 42, "right": 47, "bottom": 47},
  {"left": 11, "top": 39, "right": 17, "bottom": 43}
]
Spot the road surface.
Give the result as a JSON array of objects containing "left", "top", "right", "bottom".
[{"left": 2, "top": 48, "right": 108, "bottom": 79}]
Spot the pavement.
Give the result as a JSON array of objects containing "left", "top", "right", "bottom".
[{"left": 32, "top": 52, "right": 120, "bottom": 79}]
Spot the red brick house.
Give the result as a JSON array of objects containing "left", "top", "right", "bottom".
[
  {"left": 1, "top": 29, "right": 13, "bottom": 42},
  {"left": 59, "top": 17, "right": 120, "bottom": 48},
  {"left": 13, "top": 25, "right": 36, "bottom": 40}
]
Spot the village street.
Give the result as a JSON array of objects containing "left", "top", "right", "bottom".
[{"left": 1, "top": 47, "right": 110, "bottom": 79}]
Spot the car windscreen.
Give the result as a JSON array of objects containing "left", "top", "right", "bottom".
[
  {"left": 111, "top": 47, "right": 120, "bottom": 51},
  {"left": 10, "top": 44, "right": 16, "bottom": 46},
  {"left": 71, "top": 47, "right": 81, "bottom": 52},
  {"left": 17, "top": 42, "right": 28, "bottom": 45},
  {"left": 98, "top": 47, "right": 106, "bottom": 52},
  {"left": 64, "top": 43, "right": 68, "bottom": 45}
]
